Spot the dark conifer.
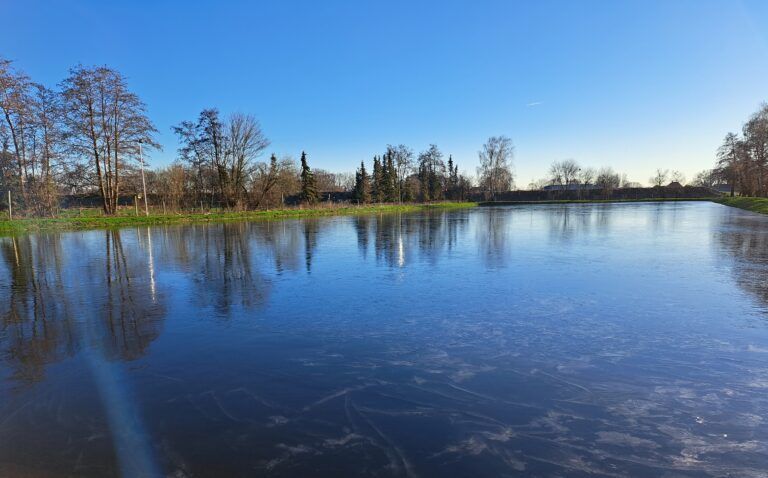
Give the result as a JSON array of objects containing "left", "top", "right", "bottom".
[
  {"left": 354, "top": 160, "right": 370, "bottom": 203},
  {"left": 383, "top": 152, "right": 397, "bottom": 202},
  {"left": 300, "top": 151, "right": 318, "bottom": 204},
  {"left": 371, "top": 156, "right": 382, "bottom": 203}
]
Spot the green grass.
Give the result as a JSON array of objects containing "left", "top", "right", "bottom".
[
  {"left": 714, "top": 196, "right": 768, "bottom": 215},
  {"left": 0, "top": 202, "right": 478, "bottom": 235}
]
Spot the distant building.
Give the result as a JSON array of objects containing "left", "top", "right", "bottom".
[{"left": 667, "top": 181, "right": 684, "bottom": 189}]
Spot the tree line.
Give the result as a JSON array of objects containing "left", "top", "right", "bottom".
[
  {"left": 1, "top": 58, "right": 520, "bottom": 216},
  {"left": 713, "top": 103, "right": 768, "bottom": 196},
  {"left": 7, "top": 55, "right": 739, "bottom": 218},
  {"left": 351, "top": 144, "right": 479, "bottom": 204}
]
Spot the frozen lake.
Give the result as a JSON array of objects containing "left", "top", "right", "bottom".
[{"left": 1, "top": 202, "right": 767, "bottom": 476}]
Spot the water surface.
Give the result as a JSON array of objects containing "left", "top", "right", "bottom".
[{"left": 1, "top": 202, "right": 768, "bottom": 477}]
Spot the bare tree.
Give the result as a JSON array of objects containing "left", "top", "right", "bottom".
[
  {"left": 670, "top": 170, "right": 686, "bottom": 184},
  {"left": 578, "top": 167, "right": 596, "bottom": 187},
  {"left": 477, "top": 136, "right": 514, "bottom": 200},
  {"left": 61, "top": 65, "right": 159, "bottom": 214},
  {"left": 650, "top": 168, "right": 669, "bottom": 187},
  {"left": 741, "top": 104, "right": 768, "bottom": 196},
  {"left": 596, "top": 167, "right": 620, "bottom": 197},
  {"left": 270, "top": 156, "right": 300, "bottom": 207},
  {"left": 691, "top": 169, "right": 717, "bottom": 188},
  {"left": 175, "top": 110, "right": 268, "bottom": 209},
  {"left": 224, "top": 112, "right": 269, "bottom": 208},
  {"left": 0, "top": 58, "right": 33, "bottom": 204},
  {"left": 716, "top": 132, "right": 741, "bottom": 196},
  {"left": 527, "top": 178, "right": 550, "bottom": 190},
  {"left": 549, "top": 159, "right": 580, "bottom": 189},
  {"left": 27, "top": 84, "right": 65, "bottom": 214},
  {"left": 335, "top": 172, "right": 355, "bottom": 191}
]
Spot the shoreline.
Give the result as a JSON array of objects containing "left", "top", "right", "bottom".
[
  {"left": 0, "top": 202, "right": 476, "bottom": 235},
  {"left": 713, "top": 197, "right": 768, "bottom": 215},
  {"left": 4, "top": 196, "right": 763, "bottom": 235}
]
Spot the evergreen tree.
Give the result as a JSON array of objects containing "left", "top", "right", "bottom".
[
  {"left": 353, "top": 160, "right": 370, "bottom": 203},
  {"left": 383, "top": 152, "right": 397, "bottom": 202},
  {"left": 446, "top": 155, "right": 460, "bottom": 198},
  {"left": 371, "top": 155, "right": 382, "bottom": 202},
  {"left": 299, "top": 151, "right": 318, "bottom": 204},
  {"left": 448, "top": 156, "right": 459, "bottom": 186}
]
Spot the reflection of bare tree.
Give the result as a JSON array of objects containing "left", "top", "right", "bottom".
[
  {"left": 544, "top": 205, "right": 615, "bottom": 243},
  {"left": 190, "top": 223, "right": 269, "bottom": 314},
  {"left": 0, "top": 235, "right": 75, "bottom": 383},
  {"left": 475, "top": 207, "right": 511, "bottom": 266},
  {"left": 547, "top": 206, "right": 574, "bottom": 242},
  {"left": 716, "top": 214, "right": 768, "bottom": 309},
  {"left": 0, "top": 230, "right": 165, "bottom": 384},
  {"left": 260, "top": 221, "right": 303, "bottom": 273},
  {"left": 97, "top": 230, "right": 164, "bottom": 361},
  {"left": 149, "top": 222, "right": 305, "bottom": 312}
]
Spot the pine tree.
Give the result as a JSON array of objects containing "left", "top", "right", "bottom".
[
  {"left": 354, "top": 160, "right": 370, "bottom": 203},
  {"left": 445, "top": 155, "right": 461, "bottom": 200},
  {"left": 383, "top": 152, "right": 397, "bottom": 202},
  {"left": 300, "top": 151, "right": 318, "bottom": 204},
  {"left": 371, "top": 156, "right": 382, "bottom": 203}
]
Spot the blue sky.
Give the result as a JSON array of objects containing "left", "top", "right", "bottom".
[{"left": 2, "top": 0, "right": 767, "bottom": 185}]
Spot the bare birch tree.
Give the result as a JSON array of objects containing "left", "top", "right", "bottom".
[{"left": 477, "top": 136, "right": 514, "bottom": 200}]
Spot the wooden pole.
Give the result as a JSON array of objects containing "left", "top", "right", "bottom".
[
  {"left": 7, "top": 190, "right": 11, "bottom": 221},
  {"left": 138, "top": 142, "right": 149, "bottom": 217},
  {"left": 134, "top": 195, "right": 139, "bottom": 216}
]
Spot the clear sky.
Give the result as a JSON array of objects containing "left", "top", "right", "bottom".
[{"left": 2, "top": 0, "right": 767, "bottom": 186}]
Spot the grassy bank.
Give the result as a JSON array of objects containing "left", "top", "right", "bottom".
[
  {"left": 714, "top": 197, "right": 768, "bottom": 215},
  {"left": 0, "top": 202, "right": 477, "bottom": 235},
  {"left": 479, "top": 198, "right": 714, "bottom": 206}
]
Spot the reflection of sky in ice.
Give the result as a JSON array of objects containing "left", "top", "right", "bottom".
[{"left": 1, "top": 202, "right": 768, "bottom": 476}]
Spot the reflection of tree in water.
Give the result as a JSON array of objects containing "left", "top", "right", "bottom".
[
  {"left": 157, "top": 223, "right": 272, "bottom": 314},
  {"left": 544, "top": 205, "right": 615, "bottom": 243},
  {"left": 258, "top": 221, "right": 303, "bottom": 273},
  {"left": 97, "top": 230, "right": 164, "bottom": 361},
  {"left": 715, "top": 214, "right": 768, "bottom": 309},
  {"left": 353, "top": 215, "right": 371, "bottom": 258},
  {"left": 0, "top": 235, "right": 75, "bottom": 383},
  {"left": 303, "top": 219, "right": 319, "bottom": 273},
  {"left": 353, "top": 211, "right": 469, "bottom": 268},
  {"left": 475, "top": 207, "right": 511, "bottom": 266},
  {"left": 0, "top": 230, "right": 165, "bottom": 384}
]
